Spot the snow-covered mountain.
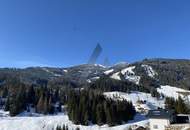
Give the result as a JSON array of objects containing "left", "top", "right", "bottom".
[
  {"left": 1, "top": 58, "right": 190, "bottom": 90},
  {"left": 1, "top": 58, "right": 190, "bottom": 130},
  {"left": 106, "top": 59, "right": 190, "bottom": 91}
]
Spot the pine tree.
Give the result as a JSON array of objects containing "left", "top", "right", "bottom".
[
  {"left": 165, "top": 97, "right": 176, "bottom": 110},
  {"left": 4, "top": 96, "right": 10, "bottom": 111},
  {"left": 27, "top": 85, "right": 35, "bottom": 104},
  {"left": 65, "top": 125, "right": 68, "bottom": 130},
  {"left": 2, "top": 87, "right": 8, "bottom": 98},
  {"left": 9, "top": 85, "right": 27, "bottom": 116},
  {"left": 76, "top": 127, "right": 80, "bottom": 130},
  {"left": 62, "top": 124, "right": 66, "bottom": 130},
  {"left": 84, "top": 110, "right": 89, "bottom": 125},
  {"left": 43, "top": 96, "right": 48, "bottom": 114},
  {"left": 37, "top": 94, "right": 44, "bottom": 113},
  {"left": 165, "top": 96, "right": 190, "bottom": 114},
  {"left": 96, "top": 103, "right": 105, "bottom": 125},
  {"left": 48, "top": 96, "right": 53, "bottom": 114},
  {"left": 150, "top": 87, "right": 160, "bottom": 98},
  {"left": 16, "top": 85, "right": 27, "bottom": 111},
  {"left": 176, "top": 96, "right": 189, "bottom": 114},
  {"left": 67, "top": 90, "right": 136, "bottom": 126},
  {"left": 105, "top": 106, "right": 112, "bottom": 125},
  {"left": 91, "top": 99, "right": 97, "bottom": 124},
  {"left": 56, "top": 126, "right": 61, "bottom": 130}
]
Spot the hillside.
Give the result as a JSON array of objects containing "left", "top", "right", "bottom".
[
  {"left": 0, "top": 58, "right": 190, "bottom": 130},
  {"left": 0, "top": 58, "right": 190, "bottom": 91},
  {"left": 107, "top": 58, "right": 190, "bottom": 90}
]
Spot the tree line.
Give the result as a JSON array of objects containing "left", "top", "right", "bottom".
[
  {"left": 165, "top": 96, "right": 190, "bottom": 114},
  {"left": 55, "top": 125, "right": 80, "bottom": 130},
  {"left": 0, "top": 77, "right": 137, "bottom": 126},
  {"left": 2, "top": 79, "right": 66, "bottom": 116},
  {"left": 90, "top": 76, "right": 151, "bottom": 93},
  {"left": 67, "top": 89, "right": 136, "bottom": 126}
]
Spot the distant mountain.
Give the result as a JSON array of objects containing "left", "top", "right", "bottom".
[
  {"left": 0, "top": 64, "right": 108, "bottom": 85},
  {"left": 0, "top": 58, "right": 190, "bottom": 90}
]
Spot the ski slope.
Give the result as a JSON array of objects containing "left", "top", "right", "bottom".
[
  {"left": 157, "top": 85, "right": 190, "bottom": 100},
  {"left": 141, "top": 64, "right": 157, "bottom": 78},
  {"left": 111, "top": 66, "right": 141, "bottom": 85},
  {"left": 104, "top": 69, "right": 114, "bottom": 75},
  {"left": 0, "top": 111, "right": 148, "bottom": 130},
  {"left": 104, "top": 91, "right": 165, "bottom": 111}
]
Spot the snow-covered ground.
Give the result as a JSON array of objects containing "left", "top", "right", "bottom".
[
  {"left": 91, "top": 76, "right": 100, "bottom": 80},
  {"left": 42, "top": 68, "right": 62, "bottom": 77},
  {"left": 63, "top": 69, "right": 68, "bottom": 73},
  {"left": 0, "top": 110, "right": 9, "bottom": 117},
  {"left": 104, "top": 86, "right": 190, "bottom": 112},
  {"left": 141, "top": 64, "right": 157, "bottom": 78},
  {"left": 86, "top": 76, "right": 100, "bottom": 83},
  {"left": 0, "top": 111, "right": 148, "bottom": 130},
  {"left": 2, "top": 85, "right": 189, "bottom": 130},
  {"left": 104, "top": 91, "right": 165, "bottom": 111},
  {"left": 111, "top": 66, "right": 141, "bottom": 85},
  {"left": 104, "top": 69, "right": 114, "bottom": 75},
  {"left": 121, "top": 66, "right": 141, "bottom": 85},
  {"left": 94, "top": 64, "right": 106, "bottom": 68},
  {"left": 110, "top": 65, "right": 158, "bottom": 84},
  {"left": 157, "top": 85, "right": 190, "bottom": 101},
  {"left": 111, "top": 72, "right": 121, "bottom": 80}
]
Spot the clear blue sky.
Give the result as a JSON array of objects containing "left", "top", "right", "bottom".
[{"left": 0, "top": 0, "right": 190, "bottom": 68}]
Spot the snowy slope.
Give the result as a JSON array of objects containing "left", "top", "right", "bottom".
[
  {"left": 110, "top": 64, "right": 158, "bottom": 85},
  {"left": 104, "top": 86, "right": 190, "bottom": 112},
  {"left": 110, "top": 72, "right": 121, "bottom": 80},
  {"left": 141, "top": 65, "right": 157, "bottom": 78},
  {"left": 104, "top": 69, "right": 114, "bottom": 75},
  {"left": 63, "top": 69, "right": 68, "bottom": 73},
  {"left": 0, "top": 111, "right": 148, "bottom": 130},
  {"left": 121, "top": 66, "right": 141, "bottom": 85},
  {"left": 42, "top": 68, "right": 62, "bottom": 77},
  {"left": 157, "top": 85, "right": 190, "bottom": 101},
  {"left": 111, "top": 66, "right": 141, "bottom": 85},
  {"left": 104, "top": 91, "right": 165, "bottom": 112}
]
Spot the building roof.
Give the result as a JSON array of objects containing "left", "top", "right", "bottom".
[{"left": 147, "top": 109, "right": 174, "bottom": 119}]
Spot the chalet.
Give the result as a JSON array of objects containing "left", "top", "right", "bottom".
[
  {"left": 148, "top": 109, "right": 190, "bottom": 130},
  {"left": 148, "top": 109, "right": 175, "bottom": 130}
]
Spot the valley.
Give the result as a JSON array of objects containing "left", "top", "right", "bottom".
[{"left": 0, "top": 59, "right": 190, "bottom": 130}]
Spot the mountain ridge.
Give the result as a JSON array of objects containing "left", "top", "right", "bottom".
[{"left": 0, "top": 58, "right": 190, "bottom": 90}]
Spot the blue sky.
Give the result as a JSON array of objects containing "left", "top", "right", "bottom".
[{"left": 0, "top": 0, "right": 190, "bottom": 68}]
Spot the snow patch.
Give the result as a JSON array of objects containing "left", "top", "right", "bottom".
[
  {"left": 111, "top": 66, "right": 141, "bottom": 85},
  {"left": 111, "top": 72, "right": 121, "bottom": 80},
  {"left": 42, "top": 68, "right": 61, "bottom": 77},
  {"left": 86, "top": 79, "right": 92, "bottom": 83},
  {"left": 0, "top": 110, "right": 9, "bottom": 117},
  {"left": 157, "top": 85, "right": 190, "bottom": 101},
  {"left": 87, "top": 77, "right": 100, "bottom": 83},
  {"left": 104, "top": 69, "right": 114, "bottom": 75},
  {"left": 94, "top": 64, "right": 106, "bottom": 68},
  {"left": 104, "top": 91, "right": 165, "bottom": 112},
  {"left": 0, "top": 111, "right": 148, "bottom": 130},
  {"left": 141, "top": 65, "right": 157, "bottom": 78},
  {"left": 63, "top": 69, "right": 68, "bottom": 73},
  {"left": 91, "top": 77, "right": 100, "bottom": 80},
  {"left": 121, "top": 66, "right": 141, "bottom": 85}
]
